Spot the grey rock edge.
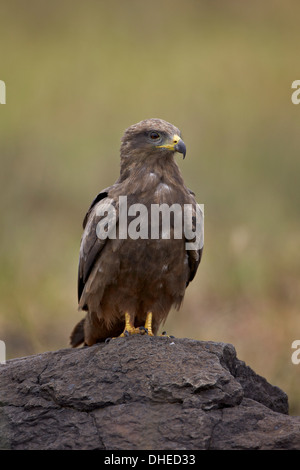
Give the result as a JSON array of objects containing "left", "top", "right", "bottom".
[{"left": 0, "top": 336, "right": 299, "bottom": 450}]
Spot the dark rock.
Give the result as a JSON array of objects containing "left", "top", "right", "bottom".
[{"left": 0, "top": 336, "right": 299, "bottom": 450}]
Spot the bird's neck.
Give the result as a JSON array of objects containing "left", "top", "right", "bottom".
[{"left": 117, "top": 153, "right": 185, "bottom": 195}]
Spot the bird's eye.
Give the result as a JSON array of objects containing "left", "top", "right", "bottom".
[{"left": 149, "top": 131, "right": 160, "bottom": 140}]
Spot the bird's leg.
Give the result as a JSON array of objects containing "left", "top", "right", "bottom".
[
  {"left": 119, "top": 312, "right": 141, "bottom": 337},
  {"left": 143, "top": 311, "right": 154, "bottom": 336}
]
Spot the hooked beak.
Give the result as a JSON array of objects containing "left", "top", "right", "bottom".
[
  {"left": 157, "top": 134, "right": 187, "bottom": 159},
  {"left": 174, "top": 137, "right": 186, "bottom": 159}
]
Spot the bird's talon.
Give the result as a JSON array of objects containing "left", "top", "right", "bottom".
[{"left": 105, "top": 337, "right": 112, "bottom": 343}]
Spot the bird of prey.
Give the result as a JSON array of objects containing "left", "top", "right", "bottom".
[{"left": 70, "top": 118, "right": 203, "bottom": 347}]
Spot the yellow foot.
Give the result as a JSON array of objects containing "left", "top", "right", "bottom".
[
  {"left": 120, "top": 311, "right": 155, "bottom": 337},
  {"left": 119, "top": 312, "right": 141, "bottom": 337},
  {"left": 106, "top": 312, "right": 162, "bottom": 343},
  {"left": 144, "top": 311, "right": 154, "bottom": 336},
  {"left": 160, "top": 331, "right": 175, "bottom": 338}
]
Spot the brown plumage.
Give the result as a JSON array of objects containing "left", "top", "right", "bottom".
[{"left": 70, "top": 118, "right": 203, "bottom": 347}]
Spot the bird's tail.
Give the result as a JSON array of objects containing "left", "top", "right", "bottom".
[{"left": 70, "top": 318, "right": 85, "bottom": 347}]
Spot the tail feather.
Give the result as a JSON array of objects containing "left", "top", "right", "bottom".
[{"left": 70, "top": 318, "right": 85, "bottom": 347}]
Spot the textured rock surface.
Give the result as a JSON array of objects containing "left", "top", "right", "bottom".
[{"left": 0, "top": 336, "right": 299, "bottom": 450}]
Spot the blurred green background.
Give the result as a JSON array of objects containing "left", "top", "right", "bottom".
[{"left": 1, "top": 0, "right": 300, "bottom": 413}]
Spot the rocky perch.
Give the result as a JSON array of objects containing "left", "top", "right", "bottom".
[{"left": 0, "top": 336, "right": 299, "bottom": 450}]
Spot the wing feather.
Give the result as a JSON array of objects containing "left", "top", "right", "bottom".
[
  {"left": 78, "top": 189, "right": 118, "bottom": 303},
  {"left": 186, "top": 191, "right": 204, "bottom": 286}
]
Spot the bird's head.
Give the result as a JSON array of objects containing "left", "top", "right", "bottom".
[{"left": 120, "top": 118, "right": 186, "bottom": 162}]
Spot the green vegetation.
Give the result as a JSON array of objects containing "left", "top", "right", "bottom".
[{"left": 1, "top": 0, "right": 300, "bottom": 413}]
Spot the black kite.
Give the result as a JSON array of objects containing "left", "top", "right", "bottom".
[{"left": 70, "top": 119, "right": 203, "bottom": 346}]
